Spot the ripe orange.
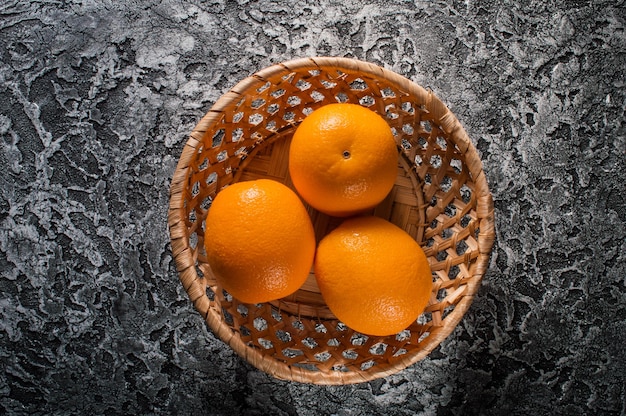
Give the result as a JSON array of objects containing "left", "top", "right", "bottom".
[
  {"left": 288, "top": 103, "right": 398, "bottom": 217},
  {"left": 314, "top": 215, "right": 432, "bottom": 336},
  {"left": 204, "top": 179, "right": 316, "bottom": 304}
]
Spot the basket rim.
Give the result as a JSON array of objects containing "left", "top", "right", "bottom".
[{"left": 168, "top": 56, "right": 495, "bottom": 385}]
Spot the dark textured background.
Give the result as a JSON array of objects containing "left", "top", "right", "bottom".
[{"left": 1, "top": 1, "right": 625, "bottom": 415}]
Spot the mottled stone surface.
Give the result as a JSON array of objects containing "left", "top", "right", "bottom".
[{"left": 0, "top": 0, "right": 625, "bottom": 415}]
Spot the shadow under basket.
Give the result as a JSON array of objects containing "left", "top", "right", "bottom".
[{"left": 168, "top": 57, "right": 495, "bottom": 385}]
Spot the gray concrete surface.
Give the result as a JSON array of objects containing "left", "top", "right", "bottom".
[{"left": 1, "top": 0, "right": 625, "bottom": 414}]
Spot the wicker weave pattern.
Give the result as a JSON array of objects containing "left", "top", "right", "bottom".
[{"left": 168, "top": 57, "right": 495, "bottom": 384}]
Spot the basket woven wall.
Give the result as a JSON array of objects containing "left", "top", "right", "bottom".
[{"left": 168, "top": 57, "right": 495, "bottom": 385}]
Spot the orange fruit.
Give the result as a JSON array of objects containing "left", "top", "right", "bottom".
[
  {"left": 314, "top": 215, "right": 432, "bottom": 336},
  {"left": 288, "top": 103, "right": 398, "bottom": 217},
  {"left": 204, "top": 179, "right": 316, "bottom": 304}
]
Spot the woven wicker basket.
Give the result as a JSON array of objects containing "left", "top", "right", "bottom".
[{"left": 168, "top": 57, "right": 495, "bottom": 385}]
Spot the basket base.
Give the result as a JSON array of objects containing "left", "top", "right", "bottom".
[{"left": 234, "top": 129, "right": 426, "bottom": 320}]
